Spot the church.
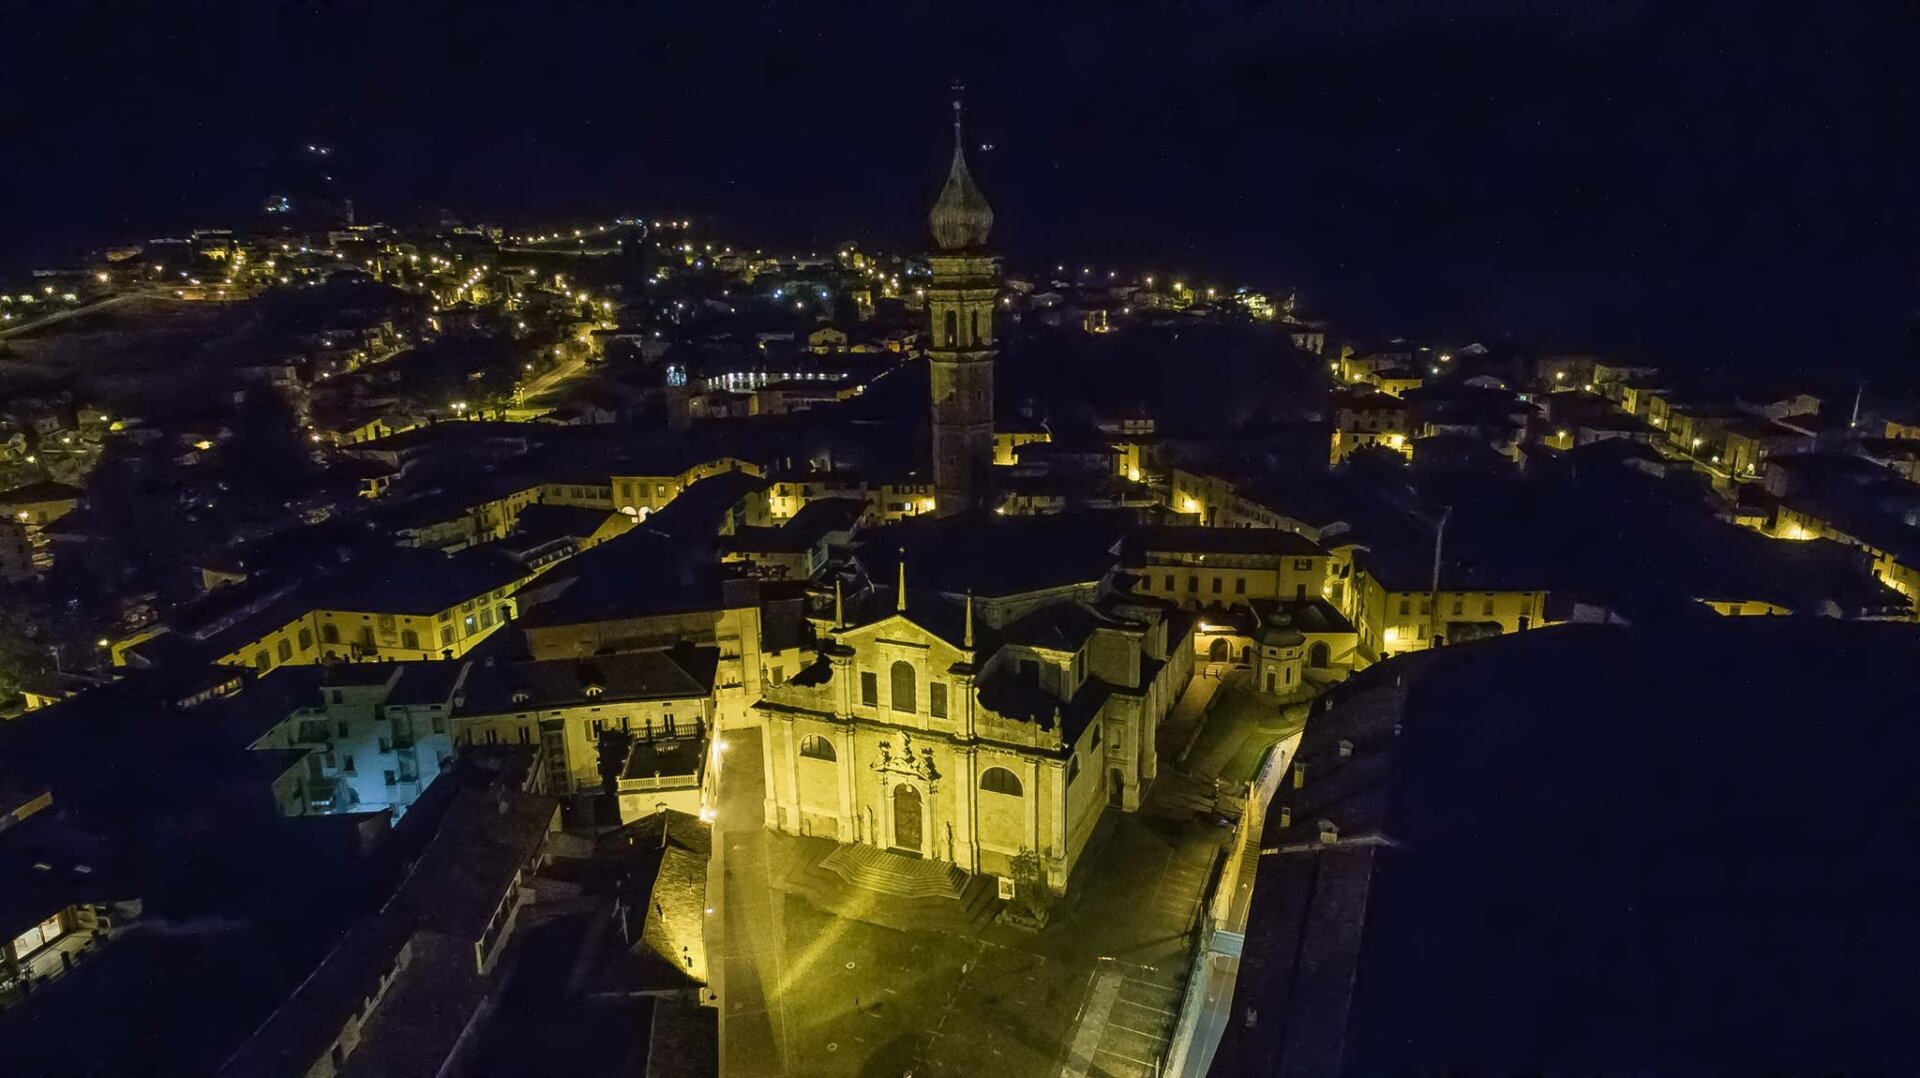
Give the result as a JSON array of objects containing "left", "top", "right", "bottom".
[
  {"left": 755, "top": 565, "right": 1193, "bottom": 892},
  {"left": 751, "top": 110, "right": 1196, "bottom": 889}
]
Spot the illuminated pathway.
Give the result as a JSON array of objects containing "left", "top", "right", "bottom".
[{"left": 712, "top": 728, "right": 793, "bottom": 1076}]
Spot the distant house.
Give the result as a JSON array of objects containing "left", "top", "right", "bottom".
[
  {"left": 807, "top": 326, "right": 848, "bottom": 354},
  {"left": 0, "top": 479, "right": 83, "bottom": 582}
]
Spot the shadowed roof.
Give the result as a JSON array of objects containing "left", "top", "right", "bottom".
[{"left": 1222, "top": 620, "right": 1920, "bottom": 1074}]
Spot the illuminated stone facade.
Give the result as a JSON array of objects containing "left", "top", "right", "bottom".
[{"left": 756, "top": 588, "right": 1194, "bottom": 891}]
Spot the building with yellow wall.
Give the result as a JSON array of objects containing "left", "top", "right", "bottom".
[
  {"left": 993, "top": 425, "right": 1051, "bottom": 466},
  {"left": 765, "top": 471, "right": 938, "bottom": 524},
  {"left": 114, "top": 547, "right": 539, "bottom": 673},
  {"left": 756, "top": 582, "right": 1193, "bottom": 893},
  {"left": 1121, "top": 525, "right": 1335, "bottom": 611},
  {"left": 0, "top": 480, "right": 82, "bottom": 582},
  {"left": 1353, "top": 570, "right": 1546, "bottom": 660},
  {"left": 1162, "top": 468, "right": 1366, "bottom": 617},
  {"left": 613, "top": 456, "right": 763, "bottom": 518},
  {"left": 1330, "top": 390, "right": 1413, "bottom": 465},
  {"left": 452, "top": 646, "right": 720, "bottom": 818}
]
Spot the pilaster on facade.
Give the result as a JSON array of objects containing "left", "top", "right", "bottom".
[
  {"left": 955, "top": 745, "right": 980, "bottom": 873},
  {"left": 836, "top": 727, "right": 858, "bottom": 844},
  {"left": 1046, "top": 760, "right": 1070, "bottom": 890}
]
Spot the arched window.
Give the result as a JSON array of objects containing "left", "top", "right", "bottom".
[
  {"left": 980, "top": 766, "right": 1023, "bottom": 796},
  {"left": 1309, "top": 641, "right": 1331, "bottom": 668},
  {"left": 890, "top": 660, "right": 917, "bottom": 713},
  {"left": 799, "top": 734, "right": 836, "bottom": 761},
  {"left": 944, "top": 309, "right": 958, "bottom": 347}
]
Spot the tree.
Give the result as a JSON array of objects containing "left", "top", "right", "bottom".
[
  {"left": 1006, "top": 847, "right": 1056, "bottom": 927},
  {"left": 596, "top": 727, "right": 634, "bottom": 800}
]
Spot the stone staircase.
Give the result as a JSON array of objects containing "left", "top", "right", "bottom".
[
  {"left": 820, "top": 844, "right": 968, "bottom": 899},
  {"left": 773, "top": 836, "right": 1001, "bottom": 936}
]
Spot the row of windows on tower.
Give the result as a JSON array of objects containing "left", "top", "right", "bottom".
[{"left": 941, "top": 309, "right": 987, "bottom": 348}]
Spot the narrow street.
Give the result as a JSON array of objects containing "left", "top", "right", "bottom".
[{"left": 710, "top": 727, "right": 791, "bottom": 1077}]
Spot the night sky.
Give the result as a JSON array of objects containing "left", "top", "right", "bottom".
[{"left": 4, "top": 3, "right": 1915, "bottom": 388}]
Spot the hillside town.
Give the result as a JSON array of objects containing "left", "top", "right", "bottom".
[{"left": 1, "top": 100, "right": 1916, "bottom": 1077}]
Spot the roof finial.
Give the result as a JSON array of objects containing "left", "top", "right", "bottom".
[
  {"left": 896, "top": 555, "right": 907, "bottom": 613},
  {"left": 963, "top": 590, "right": 974, "bottom": 649},
  {"left": 951, "top": 78, "right": 965, "bottom": 149},
  {"left": 929, "top": 82, "right": 993, "bottom": 251},
  {"left": 834, "top": 578, "right": 845, "bottom": 629}
]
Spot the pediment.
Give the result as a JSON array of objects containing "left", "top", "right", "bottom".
[{"left": 836, "top": 613, "right": 962, "bottom": 662}]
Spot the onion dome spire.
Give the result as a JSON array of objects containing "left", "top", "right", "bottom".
[{"left": 928, "top": 83, "right": 993, "bottom": 252}]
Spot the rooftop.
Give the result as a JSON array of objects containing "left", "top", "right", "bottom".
[
  {"left": 857, "top": 511, "right": 1127, "bottom": 598},
  {"left": 0, "top": 479, "right": 85, "bottom": 506},
  {"left": 1222, "top": 620, "right": 1920, "bottom": 1073},
  {"left": 460, "top": 646, "right": 720, "bottom": 712},
  {"left": 1122, "top": 524, "right": 1326, "bottom": 561}
]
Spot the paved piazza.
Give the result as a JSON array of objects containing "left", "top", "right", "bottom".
[{"left": 712, "top": 674, "right": 1263, "bottom": 1077}]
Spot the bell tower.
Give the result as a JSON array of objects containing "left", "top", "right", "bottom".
[{"left": 926, "top": 85, "right": 998, "bottom": 517}]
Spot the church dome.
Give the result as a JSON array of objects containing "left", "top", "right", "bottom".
[{"left": 928, "top": 134, "right": 993, "bottom": 252}]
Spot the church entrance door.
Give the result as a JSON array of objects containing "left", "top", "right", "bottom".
[{"left": 891, "top": 784, "right": 923, "bottom": 856}]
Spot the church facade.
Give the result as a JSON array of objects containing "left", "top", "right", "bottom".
[{"left": 755, "top": 581, "right": 1194, "bottom": 891}]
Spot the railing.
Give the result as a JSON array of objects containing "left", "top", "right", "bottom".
[
  {"left": 616, "top": 772, "right": 699, "bottom": 794},
  {"left": 1160, "top": 732, "right": 1301, "bottom": 1077}
]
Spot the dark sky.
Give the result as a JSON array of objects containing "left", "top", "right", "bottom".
[{"left": 3, "top": 2, "right": 1915, "bottom": 388}]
